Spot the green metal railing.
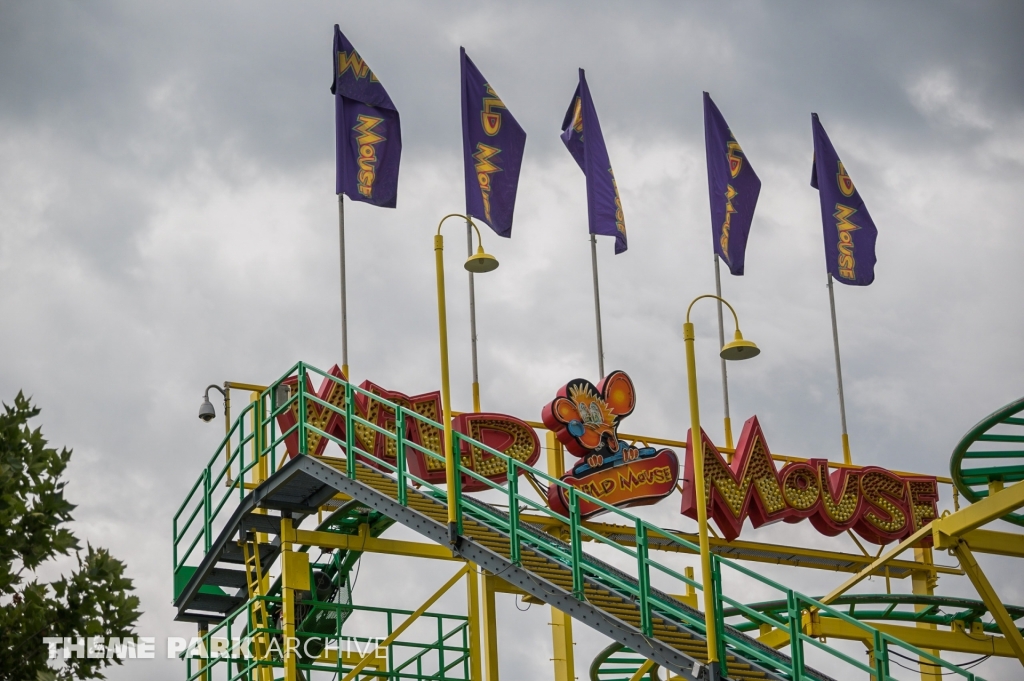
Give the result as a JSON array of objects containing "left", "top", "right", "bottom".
[
  {"left": 951, "top": 395, "right": 1024, "bottom": 526},
  {"left": 173, "top": 382, "right": 283, "bottom": 595},
  {"left": 173, "top": 362, "right": 985, "bottom": 680},
  {"left": 182, "top": 596, "right": 469, "bottom": 681}
]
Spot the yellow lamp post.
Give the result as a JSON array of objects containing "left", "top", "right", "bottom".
[
  {"left": 434, "top": 214, "right": 499, "bottom": 545},
  {"left": 684, "top": 294, "right": 759, "bottom": 679}
]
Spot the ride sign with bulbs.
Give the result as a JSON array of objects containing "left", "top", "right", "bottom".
[{"left": 273, "top": 366, "right": 939, "bottom": 546}]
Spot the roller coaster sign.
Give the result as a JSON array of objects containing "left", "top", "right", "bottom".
[
  {"left": 541, "top": 370, "right": 938, "bottom": 545},
  {"left": 278, "top": 366, "right": 541, "bottom": 493},
  {"left": 680, "top": 415, "right": 940, "bottom": 545},
  {"left": 280, "top": 367, "right": 939, "bottom": 545}
]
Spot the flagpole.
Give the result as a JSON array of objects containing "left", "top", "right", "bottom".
[
  {"left": 827, "top": 274, "right": 852, "bottom": 464},
  {"left": 713, "top": 256, "right": 734, "bottom": 450},
  {"left": 466, "top": 220, "right": 481, "bottom": 411},
  {"left": 590, "top": 234, "right": 606, "bottom": 378},
  {"left": 338, "top": 194, "right": 349, "bottom": 378}
]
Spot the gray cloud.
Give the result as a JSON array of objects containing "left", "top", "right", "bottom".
[{"left": 1, "top": 1, "right": 1022, "bottom": 678}]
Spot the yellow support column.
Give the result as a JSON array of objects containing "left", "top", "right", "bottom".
[
  {"left": 681, "top": 566, "right": 698, "bottom": 609},
  {"left": 280, "top": 517, "right": 310, "bottom": 681},
  {"left": 481, "top": 571, "right": 500, "bottom": 681},
  {"left": 546, "top": 432, "right": 576, "bottom": 681},
  {"left": 545, "top": 431, "right": 564, "bottom": 495},
  {"left": 197, "top": 622, "right": 208, "bottom": 681},
  {"left": 467, "top": 565, "right": 483, "bottom": 681},
  {"left": 251, "top": 391, "right": 271, "bottom": 544},
  {"left": 864, "top": 642, "right": 875, "bottom": 681},
  {"left": 911, "top": 548, "right": 941, "bottom": 681},
  {"left": 550, "top": 608, "right": 576, "bottom": 681},
  {"left": 683, "top": 319, "right": 720, "bottom": 673},
  {"left": 252, "top": 391, "right": 269, "bottom": 484},
  {"left": 281, "top": 518, "right": 297, "bottom": 681}
]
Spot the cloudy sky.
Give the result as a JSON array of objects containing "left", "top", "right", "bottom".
[{"left": 2, "top": 1, "right": 1023, "bottom": 679}]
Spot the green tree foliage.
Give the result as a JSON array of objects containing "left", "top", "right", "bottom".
[{"left": 0, "top": 392, "right": 140, "bottom": 680}]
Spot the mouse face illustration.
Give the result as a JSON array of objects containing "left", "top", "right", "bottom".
[
  {"left": 542, "top": 370, "right": 679, "bottom": 520},
  {"left": 542, "top": 370, "right": 636, "bottom": 458}
]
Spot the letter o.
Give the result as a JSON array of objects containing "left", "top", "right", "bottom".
[{"left": 782, "top": 463, "right": 820, "bottom": 511}]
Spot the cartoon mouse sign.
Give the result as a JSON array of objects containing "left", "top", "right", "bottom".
[{"left": 542, "top": 371, "right": 679, "bottom": 518}]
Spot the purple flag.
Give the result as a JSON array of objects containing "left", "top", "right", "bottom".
[
  {"left": 810, "top": 114, "right": 877, "bottom": 286},
  {"left": 461, "top": 48, "right": 527, "bottom": 238},
  {"left": 561, "top": 69, "right": 627, "bottom": 254},
  {"left": 332, "top": 25, "right": 401, "bottom": 208},
  {"left": 704, "top": 93, "right": 761, "bottom": 276}
]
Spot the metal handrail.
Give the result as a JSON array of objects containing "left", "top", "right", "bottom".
[
  {"left": 183, "top": 594, "right": 469, "bottom": 681},
  {"left": 173, "top": 362, "right": 984, "bottom": 681}
]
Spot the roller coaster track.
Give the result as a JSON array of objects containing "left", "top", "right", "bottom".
[
  {"left": 591, "top": 642, "right": 661, "bottom": 681},
  {"left": 591, "top": 593, "right": 1024, "bottom": 679},
  {"left": 589, "top": 396, "right": 1024, "bottom": 681},
  {"left": 951, "top": 396, "right": 1024, "bottom": 526},
  {"left": 722, "top": 594, "right": 1024, "bottom": 638},
  {"left": 171, "top": 361, "right": 986, "bottom": 680}
]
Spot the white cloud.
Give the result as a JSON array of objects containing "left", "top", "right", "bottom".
[{"left": 908, "top": 69, "right": 993, "bottom": 130}]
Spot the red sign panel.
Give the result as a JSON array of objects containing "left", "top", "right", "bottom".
[
  {"left": 680, "top": 416, "right": 939, "bottom": 545},
  {"left": 276, "top": 365, "right": 540, "bottom": 492}
]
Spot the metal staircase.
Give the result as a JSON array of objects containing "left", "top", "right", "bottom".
[
  {"left": 240, "top": 535, "right": 273, "bottom": 672},
  {"left": 178, "top": 453, "right": 798, "bottom": 680},
  {"left": 329, "top": 455, "right": 799, "bottom": 680},
  {"left": 172, "top": 361, "right": 988, "bottom": 680}
]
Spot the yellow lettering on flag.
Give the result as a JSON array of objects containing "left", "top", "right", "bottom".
[
  {"left": 352, "top": 116, "right": 386, "bottom": 198},
  {"left": 337, "top": 50, "right": 378, "bottom": 82},
  {"left": 473, "top": 143, "right": 502, "bottom": 223},
  {"left": 834, "top": 204, "right": 860, "bottom": 280},
  {"left": 719, "top": 185, "right": 738, "bottom": 261}
]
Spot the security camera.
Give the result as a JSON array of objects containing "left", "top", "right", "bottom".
[
  {"left": 198, "top": 396, "right": 216, "bottom": 422},
  {"left": 199, "top": 384, "right": 226, "bottom": 423}
]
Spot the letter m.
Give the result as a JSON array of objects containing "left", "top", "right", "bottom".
[
  {"left": 473, "top": 143, "right": 501, "bottom": 175},
  {"left": 681, "top": 416, "right": 788, "bottom": 541},
  {"left": 834, "top": 204, "right": 859, "bottom": 233},
  {"left": 353, "top": 116, "right": 385, "bottom": 146}
]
